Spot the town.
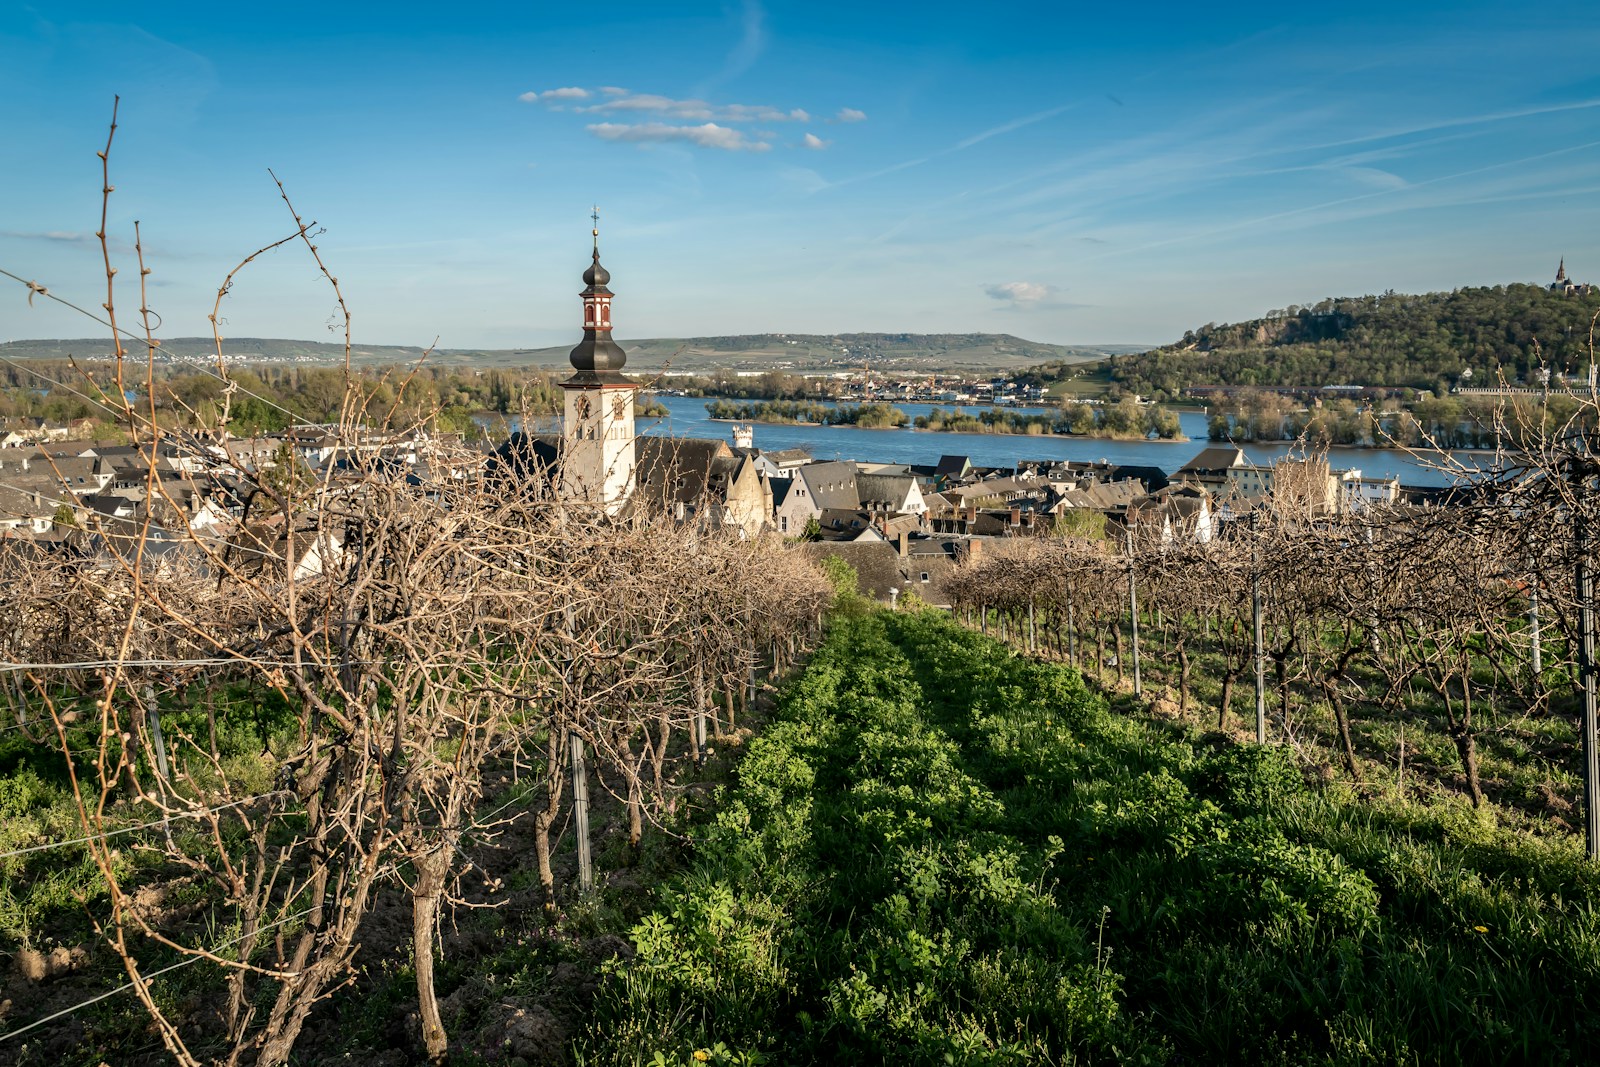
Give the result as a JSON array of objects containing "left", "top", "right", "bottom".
[{"left": 0, "top": 244, "right": 1415, "bottom": 620}]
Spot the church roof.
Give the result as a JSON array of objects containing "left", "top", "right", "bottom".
[
  {"left": 769, "top": 475, "right": 795, "bottom": 510},
  {"left": 567, "top": 241, "right": 630, "bottom": 378},
  {"left": 487, "top": 432, "right": 561, "bottom": 488},
  {"left": 491, "top": 432, "right": 757, "bottom": 516},
  {"left": 635, "top": 437, "right": 739, "bottom": 507}
]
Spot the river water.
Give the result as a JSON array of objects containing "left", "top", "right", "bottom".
[{"left": 638, "top": 397, "right": 1467, "bottom": 486}]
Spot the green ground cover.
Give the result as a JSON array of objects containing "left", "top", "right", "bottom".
[
  {"left": 582, "top": 609, "right": 1600, "bottom": 1066},
  {"left": 0, "top": 684, "right": 300, "bottom": 953}
]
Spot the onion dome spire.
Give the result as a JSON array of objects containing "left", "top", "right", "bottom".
[{"left": 569, "top": 207, "right": 628, "bottom": 375}]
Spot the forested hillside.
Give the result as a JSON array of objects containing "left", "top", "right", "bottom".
[
  {"left": 0, "top": 361, "right": 567, "bottom": 438},
  {"left": 0, "top": 333, "right": 1136, "bottom": 374},
  {"left": 683, "top": 332, "right": 1133, "bottom": 363},
  {"left": 1108, "top": 283, "right": 1600, "bottom": 399}
]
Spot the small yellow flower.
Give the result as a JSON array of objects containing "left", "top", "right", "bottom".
[
  {"left": 693, "top": 1052, "right": 710, "bottom": 1063},
  {"left": 1473, "top": 925, "right": 1488, "bottom": 934}
]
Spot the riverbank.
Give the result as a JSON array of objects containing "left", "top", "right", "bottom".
[
  {"left": 704, "top": 399, "right": 909, "bottom": 429},
  {"left": 706, "top": 415, "right": 1186, "bottom": 442},
  {"left": 704, "top": 398, "right": 1188, "bottom": 442},
  {"left": 644, "top": 397, "right": 1465, "bottom": 485},
  {"left": 707, "top": 416, "right": 902, "bottom": 430},
  {"left": 914, "top": 425, "right": 1188, "bottom": 443}
]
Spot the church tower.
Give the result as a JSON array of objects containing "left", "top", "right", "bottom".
[{"left": 560, "top": 212, "right": 637, "bottom": 510}]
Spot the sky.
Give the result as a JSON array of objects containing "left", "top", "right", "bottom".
[{"left": 2, "top": 1, "right": 1599, "bottom": 352}]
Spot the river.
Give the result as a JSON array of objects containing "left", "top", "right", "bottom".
[{"left": 636, "top": 397, "right": 1468, "bottom": 486}]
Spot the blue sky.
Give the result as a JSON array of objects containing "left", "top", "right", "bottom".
[{"left": 3, "top": 1, "right": 1599, "bottom": 351}]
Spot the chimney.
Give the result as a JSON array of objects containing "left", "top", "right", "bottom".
[
  {"left": 1009, "top": 506, "right": 1021, "bottom": 526},
  {"left": 897, "top": 529, "right": 909, "bottom": 558}
]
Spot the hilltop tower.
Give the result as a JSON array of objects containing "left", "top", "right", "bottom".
[
  {"left": 1551, "top": 258, "right": 1593, "bottom": 296},
  {"left": 560, "top": 212, "right": 638, "bottom": 510}
]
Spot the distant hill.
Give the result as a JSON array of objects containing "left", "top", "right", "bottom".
[
  {"left": 1108, "top": 283, "right": 1600, "bottom": 399},
  {"left": 0, "top": 334, "right": 1146, "bottom": 375}
]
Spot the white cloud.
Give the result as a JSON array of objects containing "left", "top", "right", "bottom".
[
  {"left": 529, "top": 87, "right": 856, "bottom": 152},
  {"left": 1341, "top": 166, "right": 1408, "bottom": 190},
  {"left": 779, "top": 166, "right": 830, "bottom": 194},
  {"left": 519, "top": 87, "right": 590, "bottom": 103},
  {"left": 954, "top": 102, "right": 1074, "bottom": 150},
  {"left": 587, "top": 122, "right": 772, "bottom": 152},
  {"left": 717, "top": 0, "right": 767, "bottom": 86},
  {"left": 985, "top": 281, "right": 1057, "bottom": 306},
  {"left": 836, "top": 107, "right": 867, "bottom": 123},
  {"left": 577, "top": 92, "right": 808, "bottom": 124},
  {"left": 2, "top": 230, "right": 94, "bottom": 245}
]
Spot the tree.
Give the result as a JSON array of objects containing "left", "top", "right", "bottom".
[{"left": 1053, "top": 508, "right": 1107, "bottom": 541}]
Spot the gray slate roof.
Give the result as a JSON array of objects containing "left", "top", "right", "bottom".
[{"left": 796, "top": 461, "right": 860, "bottom": 512}]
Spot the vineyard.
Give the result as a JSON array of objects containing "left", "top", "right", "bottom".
[
  {"left": 6, "top": 107, "right": 1600, "bottom": 1064},
  {"left": 0, "top": 459, "right": 831, "bottom": 1065},
  {"left": 585, "top": 607, "right": 1600, "bottom": 1065},
  {"left": 0, "top": 126, "right": 843, "bottom": 1067},
  {"left": 7, "top": 411, "right": 1600, "bottom": 1063},
  {"left": 938, "top": 458, "right": 1598, "bottom": 829}
]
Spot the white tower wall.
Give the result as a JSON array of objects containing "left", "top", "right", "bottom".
[{"left": 561, "top": 383, "right": 637, "bottom": 511}]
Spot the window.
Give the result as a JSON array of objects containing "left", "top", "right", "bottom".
[{"left": 921, "top": 572, "right": 929, "bottom": 582}]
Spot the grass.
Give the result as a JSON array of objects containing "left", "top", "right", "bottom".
[
  {"left": 11, "top": 604, "right": 1599, "bottom": 1064},
  {"left": 583, "top": 607, "right": 1600, "bottom": 1066},
  {"left": 1039, "top": 608, "right": 1587, "bottom": 831},
  {"left": 1046, "top": 361, "right": 1116, "bottom": 399}
]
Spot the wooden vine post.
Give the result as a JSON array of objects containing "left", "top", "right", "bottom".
[
  {"left": 571, "top": 731, "right": 594, "bottom": 893},
  {"left": 1067, "top": 601, "right": 1077, "bottom": 666},
  {"left": 1528, "top": 556, "right": 1543, "bottom": 678},
  {"left": 1579, "top": 503, "right": 1600, "bottom": 860},
  {"left": 1126, "top": 527, "right": 1141, "bottom": 696},
  {"left": 1252, "top": 516, "right": 1267, "bottom": 744}
]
